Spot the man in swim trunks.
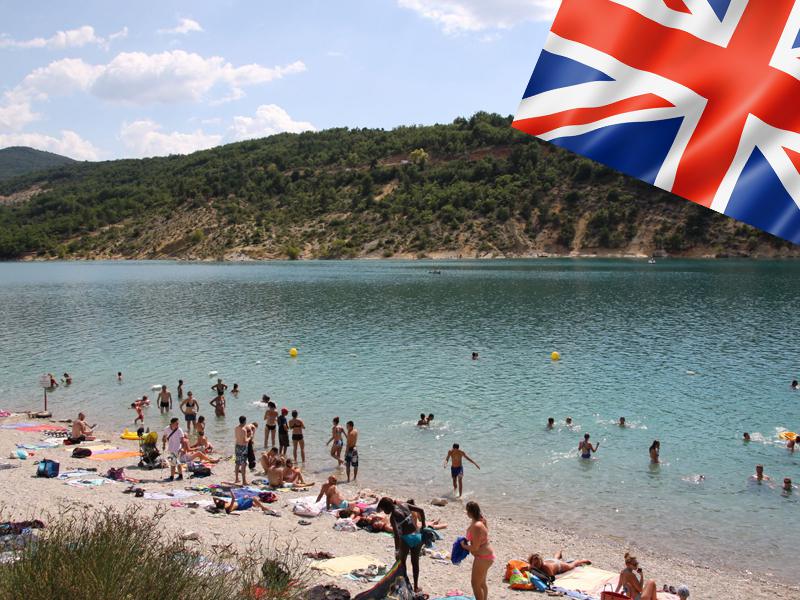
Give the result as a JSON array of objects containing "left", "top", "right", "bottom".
[
  {"left": 264, "top": 401, "right": 278, "bottom": 448},
  {"left": 179, "top": 391, "right": 199, "bottom": 432},
  {"left": 277, "top": 408, "right": 290, "bottom": 456},
  {"left": 578, "top": 433, "right": 599, "bottom": 459},
  {"left": 161, "top": 417, "right": 185, "bottom": 481},
  {"left": 70, "top": 412, "right": 96, "bottom": 442},
  {"left": 260, "top": 446, "right": 278, "bottom": 474},
  {"left": 317, "top": 475, "right": 349, "bottom": 510},
  {"left": 444, "top": 443, "right": 480, "bottom": 497},
  {"left": 234, "top": 416, "right": 251, "bottom": 485},
  {"left": 268, "top": 455, "right": 285, "bottom": 487},
  {"left": 289, "top": 410, "right": 305, "bottom": 463},
  {"left": 327, "top": 416, "right": 345, "bottom": 465},
  {"left": 157, "top": 385, "right": 172, "bottom": 414},
  {"left": 345, "top": 421, "right": 359, "bottom": 482},
  {"left": 210, "top": 393, "right": 226, "bottom": 417}
]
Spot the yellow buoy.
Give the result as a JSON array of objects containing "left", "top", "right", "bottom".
[
  {"left": 289, "top": 347, "right": 298, "bottom": 358},
  {"left": 551, "top": 351, "right": 561, "bottom": 361}
]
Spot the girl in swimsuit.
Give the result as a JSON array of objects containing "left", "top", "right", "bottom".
[
  {"left": 615, "top": 552, "right": 657, "bottom": 600},
  {"left": 527, "top": 552, "right": 591, "bottom": 578},
  {"left": 289, "top": 410, "right": 305, "bottom": 463},
  {"left": 649, "top": 440, "right": 660, "bottom": 464},
  {"left": 461, "top": 501, "right": 494, "bottom": 600}
]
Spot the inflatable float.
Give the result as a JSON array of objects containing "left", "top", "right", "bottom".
[
  {"left": 208, "top": 371, "right": 218, "bottom": 377},
  {"left": 778, "top": 431, "right": 797, "bottom": 441},
  {"left": 150, "top": 384, "right": 161, "bottom": 390},
  {"left": 120, "top": 429, "right": 142, "bottom": 440}
]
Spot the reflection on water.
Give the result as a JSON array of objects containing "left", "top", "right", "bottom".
[{"left": 0, "top": 259, "right": 798, "bottom": 581}]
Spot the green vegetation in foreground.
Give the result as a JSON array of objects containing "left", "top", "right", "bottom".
[
  {"left": 0, "top": 506, "right": 308, "bottom": 600},
  {"left": 0, "top": 113, "right": 794, "bottom": 259},
  {"left": 0, "top": 146, "right": 76, "bottom": 181}
]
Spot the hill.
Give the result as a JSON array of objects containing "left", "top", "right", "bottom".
[
  {"left": 0, "top": 113, "right": 796, "bottom": 260},
  {"left": 0, "top": 146, "right": 77, "bottom": 181}
]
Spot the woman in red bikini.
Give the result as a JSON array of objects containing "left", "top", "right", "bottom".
[{"left": 460, "top": 501, "right": 494, "bottom": 600}]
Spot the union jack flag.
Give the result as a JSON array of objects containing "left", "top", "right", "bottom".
[{"left": 512, "top": 0, "right": 800, "bottom": 244}]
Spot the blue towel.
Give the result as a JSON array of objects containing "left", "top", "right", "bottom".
[{"left": 451, "top": 536, "right": 469, "bottom": 564}]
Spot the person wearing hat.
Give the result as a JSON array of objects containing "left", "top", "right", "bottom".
[{"left": 277, "top": 408, "right": 290, "bottom": 456}]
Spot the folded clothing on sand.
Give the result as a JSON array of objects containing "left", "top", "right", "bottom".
[{"left": 310, "top": 555, "right": 383, "bottom": 577}]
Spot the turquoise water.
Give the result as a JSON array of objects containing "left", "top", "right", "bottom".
[{"left": 0, "top": 260, "right": 798, "bottom": 581}]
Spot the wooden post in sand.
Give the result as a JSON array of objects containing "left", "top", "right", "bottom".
[{"left": 38, "top": 374, "right": 51, "bottom": 412}]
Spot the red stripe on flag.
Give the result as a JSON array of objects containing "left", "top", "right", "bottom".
[
  {"left": 662, "top": 0, "right": 691, "bottom": 14},
  {"left": 784, "top": 147, "right": 800, "bottom": 174},
  {"left": 512, "top": 94, "right": 674, "bottom": 137}
]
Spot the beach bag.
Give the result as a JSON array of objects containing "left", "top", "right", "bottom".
[
  {"left": 71, "top": 447, "right": 92, "bottom": 458},
  {"left": 191, "top": 466, "right": 212, "bottom": 477},
  {"left": 106, "top": 467, "right": 125, "bottom": 481},
  {"left": 600, "top": 585, "right": 629, "bottom": 600},
  {"left": 505, "top": 559, "right": 530, "bottom": 581},
  {"left": 293, "top": 502, "right": 321, "bottom": 518},
  {"left": 36, "top": 459, "right": 59, "bottom": 478},
  {"left": 508, "top": 568, "right": 534, "bottom": 591}
]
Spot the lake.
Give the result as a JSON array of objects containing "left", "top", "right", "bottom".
[{"left": 0, "top": 259, "right": 797, "bottom": 581}]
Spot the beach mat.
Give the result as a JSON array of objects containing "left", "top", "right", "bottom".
[
  {"left": 310, "top": 555, "right": 382, "bottom": 577},
  {"left": 62, "top": 444, "right": 119, "bottom": 453},
  {"left": 555, "top": 566, "right": 618, "bottom": 596},
  {"left": 87, "top": 450, "right": 140, "bottom": 461},
  {"left": 1, "top": 423, "right": 66, "bottom": 432},
  {"left": 353, "top": 560, "right": 412, "bottom": 600}
]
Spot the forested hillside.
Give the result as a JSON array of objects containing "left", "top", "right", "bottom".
[
  {"left": 0, "top": 113, "right": 795, "bottom": 260},
  {"left": 0, "top": 147, "right": 76, "bottom": 181}
]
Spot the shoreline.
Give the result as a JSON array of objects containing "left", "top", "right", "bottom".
[
  {"left": 5, "top": 253, "right": 800, "bottom": 263},
  {"left": 0, "top": 413, "right": 796, "bottom": 599}
]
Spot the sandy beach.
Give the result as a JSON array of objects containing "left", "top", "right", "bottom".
[{"left": 0, "top": 414, "right": 795, "bottom": 600}]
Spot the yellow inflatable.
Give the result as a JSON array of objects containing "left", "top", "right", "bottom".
[
  {"left": 120, "top": 429, "right": 141, "bottom": 440},
  {"left": 551, "top": 351, "right": 561, "bottom": 361},
  {"left": 289, "top": 347, "right": 298, "bottom": 358},
  {"left": 778, "top": 431, "right": 797, "bottom": 441}
]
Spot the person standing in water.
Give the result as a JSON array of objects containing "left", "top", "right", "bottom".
[
  {"left": 578, "top": 433, "right": 599, "bottom": 459},
  {"left": 231, "top": 383, "right": 240, "bottom": 396},
  {"left": 177, "top": 379, "right": 184, "bottom": 401},
  {"left": 179, "top": 391, "right": 199, "bottom": 433},
  {"left": 460, "top": 501, "right": 494, "bottom": 600},
  {"left": 546, "top": 417, "right": 555, "bottom": 430},
  {"left": 117, "top": 371, "right": 123, "bottom": 382},
  {"left": 211, "top": 378, "right": 227, "bottom": 397},
  {"left": 327, "top": 416, "right": 345, "bottom": 465},
  {"left": 444, "top": 443, "right": 480, "bottom": 497},
  {"left": 345, "top": 420, "right": 359, "bottom": 482},
  {"left": 289, "top": 410, "right": 306, "bottom": 463},
  {"left": 649, "top": 440, "right": 660, "bottom": 464},
  {"left": 264, "top": 401, "right": 278, "bottom": 448},
  {"left": 277, "top": 408, "right": 290, "bottom": 456},
  {"left": 210, "top": 393, "right": 226, "bottom": 417},
  {"left": 157, "top": 385, "right": 172, "bottom": 414}
]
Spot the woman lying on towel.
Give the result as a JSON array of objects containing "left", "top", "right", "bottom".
[
  {"left": 213, "top": 490, "right": 276, "bottom": 514},
  {"left": 615, "top": 552, "right": 657, "bottom": 600},
  {"left": 527, "top": 551, "right": 592, "bottom": 578}
]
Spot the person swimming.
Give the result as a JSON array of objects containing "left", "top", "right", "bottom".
[
  {"left": 751, "top": 464, "right": 770, "bottom": 482},
  {"left": 743, "top": 432, "right": 751, "bottom": 442},
  {"left": 565, "top": 417, "right": 573, "bottom": 427},
  {"left": 791, "top": 380, "right": 798, "bottom": 390},
  {"left": 417, "top": 413, "right": 428, "bottom": 427},
  {"left": 578, "top": 433, "right": 598, "bottom": 459},
  {"left": 619, "top": 417, "right": 626, "bottom": 427},
  {"left": 649, "top": 440, "right": 660, "bottom": 464},
  {"left": 783, "top": 478, "right": 793, "bottom": 493},
  {"left": 546, "top": 417, "right": 555, "bottom": 430},
  {"left": 472, "top": 352, "right": 479, "bottom": 360}
]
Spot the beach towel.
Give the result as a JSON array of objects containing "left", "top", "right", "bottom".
[
  {"left": 57, "top": 470, "right": 96, "bottom": 480},
  {"left": 451, "top": 537, "right": 469, "bottom": 565},
  {"left": 17, "top": 440, "right": 61, "bottom": 450},
  {"left": 1, "top": 424, "right": 66, "bottom": 432},
  {"left": 556, "top": 566, "right": 618, "bottom": 596},
  {"left": 62, "top": 444, "right": 118, "bottom": 453},
  {"left": 65, "top": 478, "right": 114, "bottom": 488},
  {"left": 87, "top": 450, "right": 140, "bottom": 461},
  {"left": 352, "top": 560, "right": 412, "bottom": 600},
  {"left": 143, "top": 490, "right": 196, "bottom": 500},
  {"left": 310, "top": 555, "right": 382, "bottom": 577}
]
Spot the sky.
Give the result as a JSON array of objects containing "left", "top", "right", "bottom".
[{"left": 0, "top": 0, "right": 557, "bottom": 160}]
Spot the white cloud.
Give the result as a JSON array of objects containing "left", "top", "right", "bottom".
[
  {"left": 0, "top": 51, "right": 306, "bottom": 133},
  {"left": 90, "top": 52, "right": 306, "bottom": 104},
  {"left": 120, "top": 119, "right": 222, "bottom": 157},
  {"left": 230, "top": 104, "right": 315, "bottom": 141},
  {"left": 119, "top": 105, "right": 314, "bottom": 157},
  {"left": 0, "top": 130, "right": 99, "bottom": 160},
  {"left": 158, "top": 18, "right": 203, "bottom": 35},
  {"left": 0, "top": 25, "right": 127, "bottom": 50},
  {"left": 398, "top": 0, "right": 558, "bottom": 32}
]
